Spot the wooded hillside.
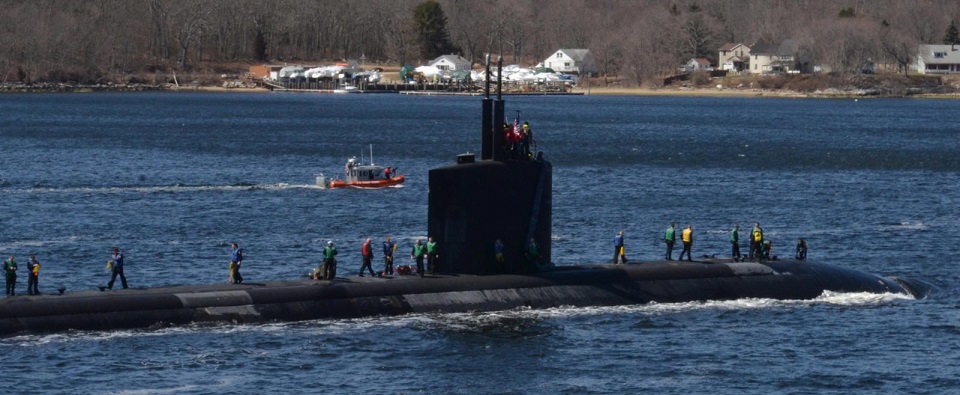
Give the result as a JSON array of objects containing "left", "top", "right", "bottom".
[{"left": 2, "top": 0, "right": 959, "bottom": 86}]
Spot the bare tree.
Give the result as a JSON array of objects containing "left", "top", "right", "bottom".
[
  {"left": 2, "top": 0, "right": 958, "bottom": 84},
  {"left": 378, "top": 0, "right": 418, "bottom": 66},
  {"left": 169, "top": 0, "right": 217, "bottom": 68}
]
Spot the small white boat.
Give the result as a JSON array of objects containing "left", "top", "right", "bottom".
[{"left": 333, "top": 84, "right": 359, "bottom": 94}]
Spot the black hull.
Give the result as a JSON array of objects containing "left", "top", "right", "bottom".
[{"left": 0, "top": 259, "right": 917, "bottom": 336}]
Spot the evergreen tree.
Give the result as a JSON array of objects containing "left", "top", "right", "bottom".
[
  {"left": 944, "top": 20, "right": 960, "bottom": 45},
  {"left": 412, "top": 0, "right": 458, "bottom": 60},
  {"left": 253, "top": 28, "right": 268, "bottom": 62}
]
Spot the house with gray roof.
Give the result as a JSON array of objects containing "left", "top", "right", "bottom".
[
  {"left": 749, "top": 40, "right": 799, "bottom": 74},
  {"left": 542, "top": 49, "right": 597, "bottom": 76},
  {"left": 429, "top": 54, "right": 472, "bottom": 72},
  {"left": 916, "top": 44, "right": 960, "bottom": 74}
]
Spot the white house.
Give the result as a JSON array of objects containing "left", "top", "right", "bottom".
[
  {"left": 718, "top": 43, "right": 750, "bottom": 72},
  {"left": 542, "top": 49, "right": 597, "bottom": 76},
  {"left": 429, "top": 54, "right": 472, "bottom": 71},
  {"left": 681, "top": 58, "right": 712, "bottom": 73},
  {"left": 749, "top": 39, "right": 799, "bottom": 74},
  {"left": 916, "top": 44, "right": 960, "bottom": 74}
]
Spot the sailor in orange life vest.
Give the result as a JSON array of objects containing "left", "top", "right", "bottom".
[
  {"left": 678, "top": 225, "right": 694, "bottom": 261},
  {"left": 359, "top": 238, "right": 376, "bottom": 277}
]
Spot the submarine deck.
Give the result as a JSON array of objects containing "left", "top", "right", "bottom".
[{"left": 0, "top": 259, "right": 912, "bottom": 336}]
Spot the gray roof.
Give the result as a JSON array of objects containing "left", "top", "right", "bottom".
[
  {"left": 750, "top": 39, "right": 798, "bottom": 56},
  {"left": 430, "top": 54, "right": 470, "bottom": 65},
  {"left": 556, "top": 49, "right": 591, "bottom": 62},
  {"left": 918, "top": 45, "right": 960, "bottom": 64}
]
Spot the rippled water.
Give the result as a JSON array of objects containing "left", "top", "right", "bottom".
[{"left": 1, "top": 93, "right": 958, "bottom": 394}]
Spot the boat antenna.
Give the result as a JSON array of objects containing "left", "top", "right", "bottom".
[
  {"left": 496, "top": 55, "right": 503, "bottom": 101},
  {"left": 369, "top": 144, "right": 374, "bottom": 166},
  {"left": 481, "top": 53, "right": 493, "bottom": 160},
  {"left": 484, "top": 53, "right": 491, "bottom": 99}
]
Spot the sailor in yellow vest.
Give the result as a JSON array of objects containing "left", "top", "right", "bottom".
[
  {"left": 678, "top": 225, "right": 694, "bottom": 261},
  {"left": 26, "top": 255, "right": 41, "bottom": 295},
  {"left": 613, "top": 231, "right": 627, "bottom": 264},
  {"left": 751, "top": 223, "right": 764, "bottom": 261},
  {"left": 494, "top": 239, "right": 505, "bottom": 273}
]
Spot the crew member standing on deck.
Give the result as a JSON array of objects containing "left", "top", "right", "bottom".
[
  {"left": 359, "top": 238, "right": 376, "bottom": 277},
  {"left": 525, "top": 237, "right": 541, "bottom": 272},
  {"left": 664, "top": 223, "right": 677, "bottom": 260},
  {"left": 751, "top": 223, "right": 764, "bottom": 261},
  {"left": 520, "top": 122, "right": 533, "bottom": 159},
  {"left": 26, "top": 254, "right": 40, "bottom": 295},
  {"left": 503, "top": 123, "right": 516, "bottom": 155},
  {"left": 731, "top": 224, "right": 741, "bottom": 261},
  {"left": 426, "top": 237, "right": 439, "bottom": 275},
  {"left": 107, "top": 247, "right": 128, "bottom": 290},
  {"left": 3, "top": 255, "right": 17, "bottom": 296},
  {"left": 796, "top": 238, "right": 808, "bottom": 260},
  {"left": 229, "top": 242, "right": 243, "bottom": 284},
  {"left": 411, "top": 239, "right": 426, "bottom": 277},
  {"left": 494, "top": 239, "right": 505, "bottom": 273},
  {"left": 382, "top": 237, "right": 397, "bottom": 275},
  {"left": 321, "top": 241, "right": 338, "bottom": 280},
  {"left": 613, "top": 231, "right": 627, "bottom": 264},
  {"left": 678, "top": 225, "right": 694, "bottom": 261}
]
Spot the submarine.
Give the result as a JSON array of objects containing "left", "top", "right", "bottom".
[{"left": 0, "top": 57, "right": 925, "bottom": 336}]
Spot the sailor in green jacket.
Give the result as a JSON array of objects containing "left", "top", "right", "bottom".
[
  {"left": 3, "top": 255, "right": 17, "bottom": 296},
  {"left": 664, "top": 223, "right": 676, "bottom": 260},
  {"left": 426, "top": 237, "right": 439, "bottom": 275},
  {"left": 730, "top": 224, "right": 741, "bottom": 261},
  {"left": 411, "top": 239, "right": 427, "bottom": 277},
  {"left": 320, "top": 241, "right": 338, "bottom": 280},
  {"left": 525, "top": 237, "right": 541, "bottom": 272}
]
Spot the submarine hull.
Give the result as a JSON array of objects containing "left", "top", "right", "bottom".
[{"left": 0, "top": 259, "right": 917, "bottom": 336}]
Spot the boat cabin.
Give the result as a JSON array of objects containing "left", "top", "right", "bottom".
[{"left": 345, "top": 158, "right": 389, "bottom": 182}]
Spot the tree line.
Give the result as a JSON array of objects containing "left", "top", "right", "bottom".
[{"left": 2, "top": 0, "right": 959, "bottom": 86}]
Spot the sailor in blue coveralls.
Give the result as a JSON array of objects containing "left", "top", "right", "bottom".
[{"left": 108, "top": 248, "right": 128, "bottom": 289}]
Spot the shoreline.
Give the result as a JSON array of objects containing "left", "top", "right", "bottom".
[
  {"left": 4, "top": 83, "right": 960, "bottom": 99},
  {"left": 573, "top": 86, "right": 960, "bottom": 99}
]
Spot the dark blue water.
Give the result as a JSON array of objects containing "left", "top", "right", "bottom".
[{"left": 1, "top": 92, "right": 958, "bottom": 394}]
